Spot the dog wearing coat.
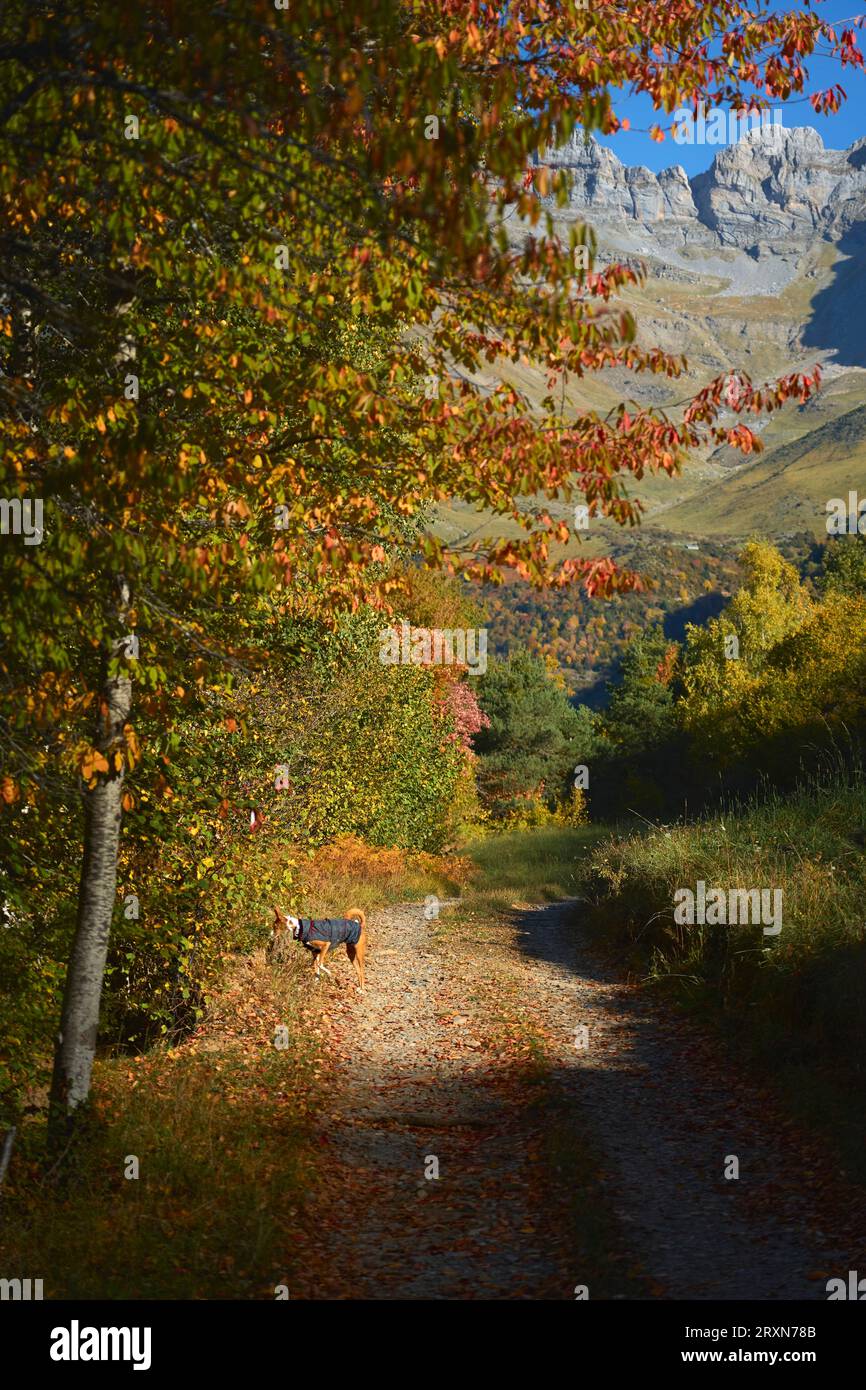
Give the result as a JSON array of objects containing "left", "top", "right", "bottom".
[{"left": 270, "top": 905, "right": 367, "bottom": 993}]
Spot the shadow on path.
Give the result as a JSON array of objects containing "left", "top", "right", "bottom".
[{"left": 512, "top": 899, "right": 857, "bottom": 1299}]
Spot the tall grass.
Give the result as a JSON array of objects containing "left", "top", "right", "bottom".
[
  {"left": 2, "top": 951, "right": 316, "bottom": 1298},
  {"left": 463, "top": 824, "right": 606, "bottom": 910},
  {"left": 294, "top": 834, "right": 472, "bottom": 916},
  {"left": 581, "top": 772, "right": 866, "bottom": 1174}
]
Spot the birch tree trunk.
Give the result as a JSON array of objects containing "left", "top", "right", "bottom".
[{"left": 48, "top": 582, "right": 133, "bottom": 1151}]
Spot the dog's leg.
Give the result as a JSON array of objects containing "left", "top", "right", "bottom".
[
  {"left": 315, "top": 943, "right": 332, "bottom": 978},
  {"left": 347, "top": 940, "right": 366, "bottom": 993},
  {"left": 356, "top": 937, "right": 366, "bottom": 992}
]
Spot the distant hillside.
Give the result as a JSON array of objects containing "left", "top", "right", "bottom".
[
  {"left": 476, "top": 538, "right": 745, "bottom": 703},
  {"left": 475, "top": 529, "right": 827, "bottom": 704},
  {"left": 646, "top": 403, "right": 866, "bottom": 539}
]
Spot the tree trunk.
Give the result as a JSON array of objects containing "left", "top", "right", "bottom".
[{"left": 48, "top": 588, "right": 133, "bottom": 1152}]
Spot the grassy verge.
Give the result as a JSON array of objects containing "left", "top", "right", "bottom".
[
  {"left": 2, "top": 949, "right": 316, "bottom": 1298},
  {"left": 460, "top": 823, "right": 607, "bottom": 910},
  {"left": 1, "top": 836, "right": 469, "bottom": 1298},
  {"left": 580, "top": 774, "right": 866, "bottom": 1180},
  {"left": 293, "top": 833, "right": 471, "bottom": 916}
]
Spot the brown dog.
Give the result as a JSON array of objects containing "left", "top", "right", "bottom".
[{"left": 270, "top": 905, "right": 367, "bottom": 993}]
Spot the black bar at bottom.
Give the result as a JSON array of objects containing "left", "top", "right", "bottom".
[{"left": 3, "top": 1297, "right": 859, "bottom": 1375}]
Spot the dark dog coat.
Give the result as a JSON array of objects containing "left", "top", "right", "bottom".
[{"left": 295, "top": 917, "right": 362, "bottom": 947}]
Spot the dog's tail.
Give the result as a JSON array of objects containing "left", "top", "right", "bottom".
[
  {"left": 345, "top": 907, "right": 366, "bottom": 933},
  {"left": 267, "top": 905, "right": 285, "bottom": 961}
]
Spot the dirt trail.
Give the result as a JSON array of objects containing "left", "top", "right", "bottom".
[{"left": 289, "top": 899, "right": 862, "bottom": 1300}]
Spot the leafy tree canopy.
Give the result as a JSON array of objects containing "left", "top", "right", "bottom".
[{"left": 475, "top": 649, "right": 600, "bottom": 812}]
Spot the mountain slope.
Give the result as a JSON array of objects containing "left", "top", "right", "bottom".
[
  {"left": 498, "top": 126, "right": 866, "bottom": 535},
  {"left": 645, "top": 402, "right": 866, "bottom": 539}
]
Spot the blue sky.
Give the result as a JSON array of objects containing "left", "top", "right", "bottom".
[{"left": 593, "top": 1, "right": 866, "bottom": 176}]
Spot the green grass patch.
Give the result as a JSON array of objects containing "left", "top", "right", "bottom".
[
  {"left": 580, "top": 774, "right": 866, "bottom": 1179},
  {"left": 461, "top": 823, "right": 607, "bottom": 911}
]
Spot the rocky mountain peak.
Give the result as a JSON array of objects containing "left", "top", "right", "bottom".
[
  {"left": 537, "top": 125, "right": 866, "bottom": 252},
  {"left": 690, "top": 125, "right": 858, "bottom": 245},
  {"left": 535, "top": 131, "right": 697, "bottom": 225}
]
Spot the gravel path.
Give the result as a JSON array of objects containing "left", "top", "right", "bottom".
[
  {"left": 289, "top": 898, "right": 862, "bottom": 1300},
  {"left": 515, "top": 899, "right": 857, "bottom": 1300}
]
